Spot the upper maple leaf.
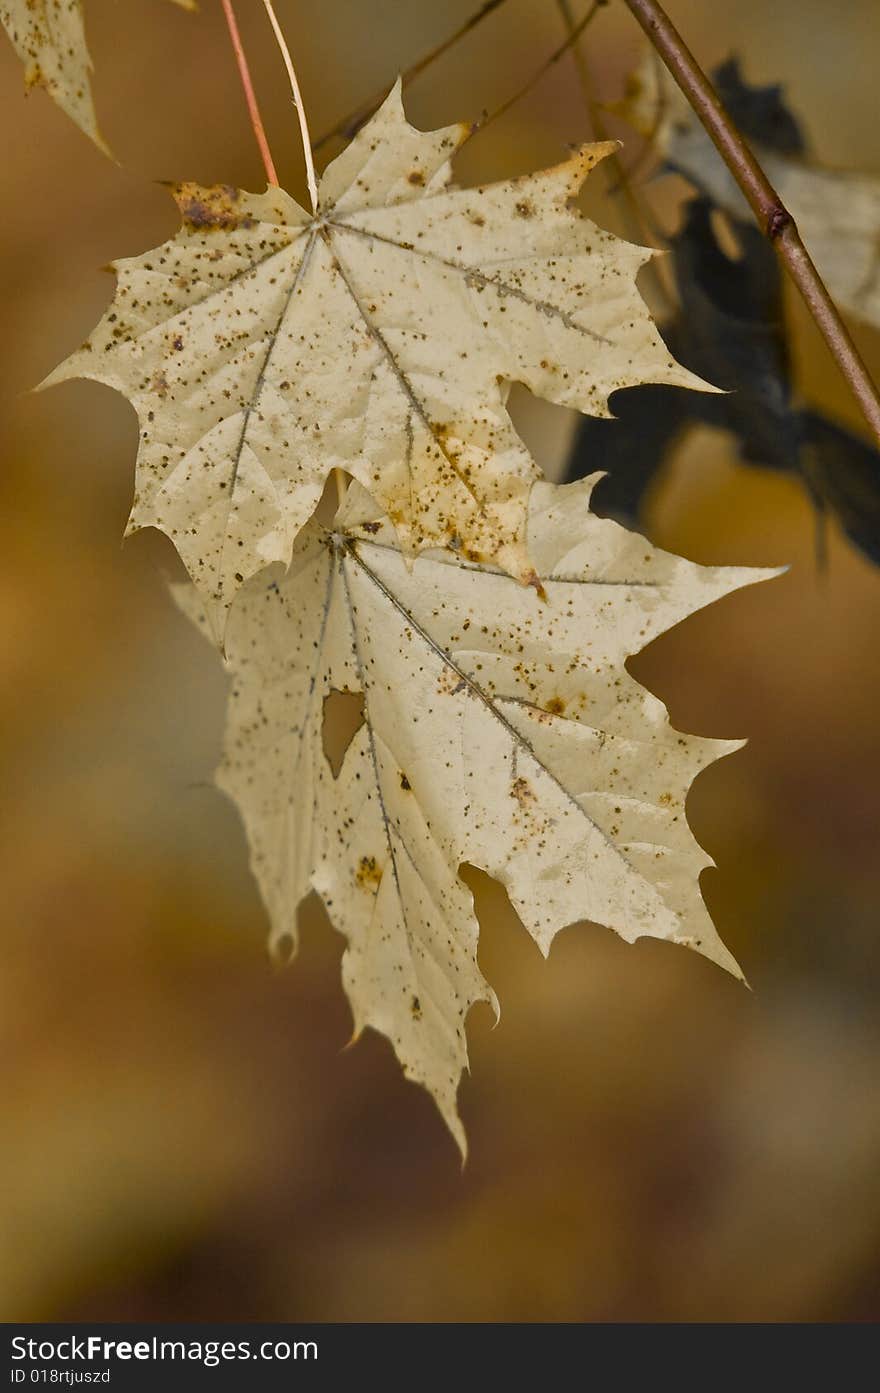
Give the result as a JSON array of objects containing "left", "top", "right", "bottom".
[
  {"left": 44, "top": 81, "right": 705, "bottom": 640},
  {"left": 0, "top": 1, "right": 195, "bottom": 151},
  {"left": 179, "top": 475, "right": 774, "bottom": 1151}
]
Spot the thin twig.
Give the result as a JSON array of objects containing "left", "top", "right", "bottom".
[
  {"left": 556, "top": 0, "right": 606, "bottom": 138},
  {"left": 556, "top": 0, "right": 650, "bottom": 219},
  {"left": 220, "top": 0, "right": 279, "bottom": 186},
  {"left": 622, "top": 0, "right": 880, "bottom": 449},
  {"left": 482, "top": 0, "right": 603, "bottom": 131},
  {"left": 609, "top": 50, "right": 669, "bottom": 191},
  {"left": 555, "top": 0, "right": 674, "bottom": 312},
  {"left": 313, "top": 0, "right": 510, "bottom": 154},
  {"left": 261, "top": 0, "right": 318, "bottom": 211}
]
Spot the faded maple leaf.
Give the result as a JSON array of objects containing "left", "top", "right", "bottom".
[
  {"left": 45, "top": 81, "right": 704, "bottom": 642},
  {"left": 0, "top": 0, "right": 196, "bottom": 151},
  {"left": 626, "top": 55, "right": 880, "bottom": 331},
  {"left": 179, "top": 475, "right": 774, "bottom": 1151}
]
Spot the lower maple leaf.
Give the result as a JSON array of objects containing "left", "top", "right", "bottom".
[{"left": 178, "top": 476, "right": 776, "bottom": 1152}]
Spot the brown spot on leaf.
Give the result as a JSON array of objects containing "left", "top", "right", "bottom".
[
  {"left": 174, "top": 183, "right": 255, "bottom": 232},
  {"left": 525, "top": 570, "right": 548, "bottom": 602},
  {"left": 437, "top": 668, "right": 467, "bottom": 697},
  {"left": 511, "top": 777, "right": 535, "bottom": 808},
  {"left": 356, "top": 855, "right": 383, "bottom": 889}
]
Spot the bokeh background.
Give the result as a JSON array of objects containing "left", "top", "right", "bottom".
[{"left": 2, "top": 0, "right": 879, "bottom": 1322}]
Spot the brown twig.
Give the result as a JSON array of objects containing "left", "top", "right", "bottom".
[
  {"left": 622, "top": 0, "right": 880, "bottom": 448},
  {"left": 313, "top": 0, "right": 510, "bottom": 154},
  {"left": 481, "top": 1, "right": 604, "bottom": 131},
  {"left": 220, "top": 0, "right": 279, "bottom": 186}
]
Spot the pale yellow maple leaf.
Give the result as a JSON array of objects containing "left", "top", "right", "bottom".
[
  {"left": 178, "top": 475, "right": 775, "bottom": 1152},
  {"left": 45, "top": 81, "right": 706, "bottom": 643},
  {"left": 0, "top": 0, "right": 195, "bottom": 151},
  {"left": 626, "top": 56, "right": 880, "bottom": 330}
]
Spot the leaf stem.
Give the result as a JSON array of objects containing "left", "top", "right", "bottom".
[
  {"left": 220, "top": 0, "right": 279, "bottom": 187},
  {"left": 622, "top": 0, "right": 880, "bottom": 449},
  {"left": 261, "top": 0, "right": 318, "bottom": 211}
]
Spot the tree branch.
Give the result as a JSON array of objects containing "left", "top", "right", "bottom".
[{"left": 622, "top": 0, "right": 880, "bottom": 449}]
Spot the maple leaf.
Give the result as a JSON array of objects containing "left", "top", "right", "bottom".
[
  {"left": 178, "top": 475, "right": 774, "bottom": 1151},
  {"left": 0, "top": 0, "right": 195, "bottom": 151},
  {"left": 45, "top": 81, "right": 704, "bottom": 642},
  {"left": 626, "top": 55, "right": 880, "bottom": 331}
]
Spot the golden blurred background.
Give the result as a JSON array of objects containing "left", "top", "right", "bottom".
[{"left": 2, "top": 0, "right": 879, "bottom": 1322}]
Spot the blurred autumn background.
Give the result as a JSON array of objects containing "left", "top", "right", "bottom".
[{"left": 2, "top": 0, "right": 879, "bottom": 1323}]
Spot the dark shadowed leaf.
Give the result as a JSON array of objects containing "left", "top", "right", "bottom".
[
  {"left": 713, "top": 57, "right": 807, "bottom": 158},
  {"left": 567, "top": 190, "right": 880, "bottom": 566}
]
